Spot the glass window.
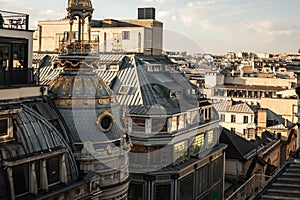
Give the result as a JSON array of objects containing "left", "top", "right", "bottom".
[
  {"left": 179, "top": 174, "right": 194, "bottom": 200},
  {"left": 118, "top": 85, "right": 131, "bottom": 95},
  {"left": 174, "top": 141, "right": 188, "bottom": 162},
  {"left": 46, "top": 156, "right": 60, "bottom": 185},
  {"left": 13, "top": 163, "right": 29, "bottom": 196},
  {"left": 211, "top": 157, "right": 223, "bottom": 186},
  {"left": 128, "top": 183, "right": 143, "bottom": 200},
  {"left": 122, "top": 31, "right": 130, "bottom": 40},
  {"left": 231, "top": 115, "right": 236, "bottom": 123},
  {"left": 0, "top": 44, "right": 9, "bottom": 69},
  {"left": 231, "top": 128, "right": 235, "bottom": 134},
  {"left": 154, "top": 184, "right": 171, "bottom": 200},
  {"left": 244, "top": 116, "right": 248, "bottom": 124},
  {"left": 207, "top": 130, "right": 214, "bottom": 147},
  {"left": 196, "top": 165, "right": 209, "bottom": 196},
  {"left": 0, "top": 118, "right": 8, "bottom": 137},
  {"left": 132, "top": 117, "right": 146, "bottom": 132},
  {"left": 192, "top": 134, "right": 205, "bottom": 154},
  {"left": 152, "top": 118, "right": 168, "bottom": 133},
  {"left": 178, "top": 115, "right": 185, "bottom": 130}
]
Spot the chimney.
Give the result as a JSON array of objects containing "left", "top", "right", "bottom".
[
  {"left": 138, "top": 7, "right": 156, "bottom": 20},
  {"left": 285, "top": 119, "right": 289, "bottom": 127},
  {"left": 257, "top": 109, "right": 267, "bottom": 128}
]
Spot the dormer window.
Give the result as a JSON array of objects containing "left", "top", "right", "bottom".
[
  {"left": 170, "top": 90, "right": 182, "bottom": 98},
  {"left": 148, "top": 64, "right": 161, "bottom": 72},
  {"left": 0, "top": 118, "right": 8, "bottom": 137},
  {"left": 118, "top": 85, "right": 132, "bottom": 95}
]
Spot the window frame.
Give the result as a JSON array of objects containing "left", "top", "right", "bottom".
[
  {"left": 244, "top": 116, "right": 249, "bottom": 124},
  {"left": 122, "top": 31, "right": 130, "bottom": 40},
  {"left": 231, "top": 115, "right": 236, "bottom": 123}
]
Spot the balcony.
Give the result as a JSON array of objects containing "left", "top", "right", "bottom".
[
  {"left": 0, "top": 67, "right": 34, "bottom": 86},
  {"left": 0, "top": 10, "right": 29, "bottom": 31}
]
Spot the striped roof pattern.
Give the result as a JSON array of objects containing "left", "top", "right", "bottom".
[
  {"left": 39, "top": 66, "right": 63, "bottom": 85},
  {"left": 214, "top": 100, "right": 256, "bottom": 114},
  {"left": 112, "top": 56, "right": 144, "bottom": 106}
]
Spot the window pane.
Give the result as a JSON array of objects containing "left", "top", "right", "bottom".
[
  {"left": 193, "top": 134, "right": 205, "bottom": 154},
  {"left": 13, "top": 44, "right": 25, "bottom": 69},
  {"left": 13, "top": 163, "right": 29, "bottom": 196},
  {"left": 0, "top": 118, "right": 8, "bottom": 137},
  {"left": 174, "top": 141, "right": 188, "bottom": 162},
  {"left": 0, "top": 44, "right": 9, "bottom": 69},
  {"left": 128, "top": 183, "right": 143, "bottom": 200},
  {"left": 196, "top": 165, "right": 209, "bottom": 196},
  {"left": 211, "top": 157, "right": 223, "bottom": 186},
  {"left": 155, "top": 184, "right": 171, "bottom": 200},
  {"left": 46, "top": 156, "right": 60, "bottom": 185}
]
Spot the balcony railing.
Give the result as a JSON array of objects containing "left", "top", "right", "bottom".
[
  {"left": 0, "top": 67, "right": 34, "bottom": 86},
  {"left": 59, "top": 40, "right": 99, "bottom": 55},
  {"left": 0, "top": 10, "right": 29, "bottom": 31},
  {"left": 226, "top": 174, "right": 271, "bottom": 200}
]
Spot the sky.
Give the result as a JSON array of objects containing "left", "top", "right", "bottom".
[{"left": 1, "top": 0, "right": 300, "bottom": 55}]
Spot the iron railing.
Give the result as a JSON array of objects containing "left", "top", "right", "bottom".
[
  {"left": 226, "top": 174, "right": 271, "bottom": 200},
  {"left": 0, "top": 10, "right": 29, "bottom": 31},
  {"left": 59, "top": 40, "right": 99, "bottom": 55},
  {"left": 0, "top": 67, "right": 34, "bottom": 86}
]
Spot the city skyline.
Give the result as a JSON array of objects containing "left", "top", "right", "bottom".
[{"left": 1, "top": 0, "right": 299, "bottom": 54}]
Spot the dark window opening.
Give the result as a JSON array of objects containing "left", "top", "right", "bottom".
[
  {"left": 46, "top": 156, "right": 60, "bottom": 185},
  {"left": 100, "top": 115, "right": 113, "bottom": 131},
  {"left": 12, "top": 163, "right": 29, "bottom": 196},
  {"left": 154, "top": 184, "right": 171, "bottom": 200},
  {"left": 244, "top": 116, "right": 248, "bottom": 124},
  {"left": 0, "top": 118, "right": 8, "bottom": 137},
  {"left": 0, "top": 168, "right": 8, "bottom": 198},
  {"left": 231, "top": 115, "right": 236, "bottom": 123},
  {"left": 128, "top": 183, "right": 143, "bottom": 200}
]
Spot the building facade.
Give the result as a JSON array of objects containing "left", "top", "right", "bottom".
[{"left": 33, "top": 8, "right": 163, "bottom": 55}]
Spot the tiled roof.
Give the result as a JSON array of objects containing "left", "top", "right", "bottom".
[{"left": 214, "top": 100, "right": 257, "bottom": 113}]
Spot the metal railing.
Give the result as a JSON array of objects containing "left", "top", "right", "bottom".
[
  {"left": 0, "top": 10, "right": 29, "bottom": 30},
  {"left": 59, "top": 40, "right": 99, "bottom": 55},
  {"left": 0, "top": 67, "right": 34, "bottom": 86},
  {"left": 226, "top": 174, "right": 271, "bottom": 200}
]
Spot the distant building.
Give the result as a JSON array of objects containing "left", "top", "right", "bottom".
[{"left": 33, "top": 8, "right": 163, "bottom": 55}]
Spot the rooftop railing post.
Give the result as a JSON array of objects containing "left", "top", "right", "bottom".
[{"left": 25, "top": 14, "right": 29, "bottom": 30}]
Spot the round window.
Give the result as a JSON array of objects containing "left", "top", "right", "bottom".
[{"left": 99, "top": 115, "right": 113, "bottom": 132}]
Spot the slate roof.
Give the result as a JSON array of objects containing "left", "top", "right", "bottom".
[
  {"left": 214, "top": 100, "right": 257, "bottom": 114},
  {"left": 111, "top": 55, "right": 200, "bottom": 115},
  {"left": 0, "top": 104, "right": 78, "bottom": 191},
  {"left": 220, "top": 128, "right": 258, "bottom": 161}
]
